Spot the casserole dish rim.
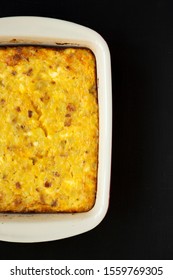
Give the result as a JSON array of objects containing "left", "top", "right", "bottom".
[{"left": 0, "top": 16, "right": 112, "bottom": 243}]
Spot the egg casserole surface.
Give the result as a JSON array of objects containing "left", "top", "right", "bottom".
[{"left": 0, "top": 46, "right": 98, "bottom": 212}]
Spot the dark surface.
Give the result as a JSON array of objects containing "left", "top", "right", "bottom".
[{"left": 1, "top": 0, "right": 173, "bottom": 259}]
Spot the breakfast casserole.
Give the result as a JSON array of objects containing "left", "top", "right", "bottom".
[{"left": 0, "top": 46, "right": 98, "bottom": 212}]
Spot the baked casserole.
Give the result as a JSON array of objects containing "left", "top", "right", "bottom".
[{"left": 0, "top": 46, "right": 98, "bottom": 212}]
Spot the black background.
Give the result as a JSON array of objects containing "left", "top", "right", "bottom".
[{"left": 1, "top": 0, "right": 173, "bottom": 260}]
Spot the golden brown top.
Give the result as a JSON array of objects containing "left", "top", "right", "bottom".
[{"left": 0, "top": 46, "right": 98, "bottom": 212}]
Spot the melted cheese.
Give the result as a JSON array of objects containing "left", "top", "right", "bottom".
[{"left": 0, "top": 46, "right": 98, "bottom": 212}]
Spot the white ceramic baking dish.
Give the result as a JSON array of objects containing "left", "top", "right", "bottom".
[{"left": 0, "top": 16, "right": 112, "bottom": 243}]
